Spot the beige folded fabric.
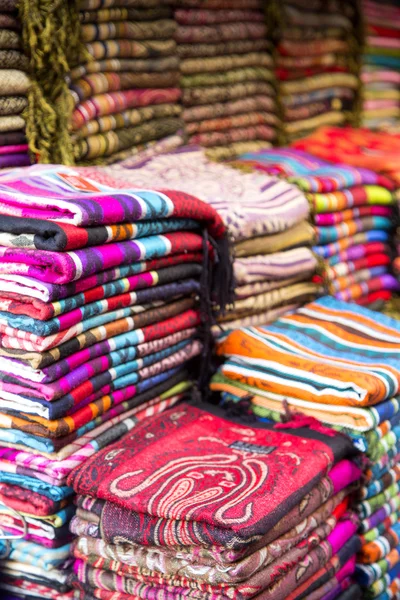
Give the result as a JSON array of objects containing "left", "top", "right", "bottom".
[
  {"left": 234, "top": 221, "right": 315, "bottom": 257},
  {"left": 218, "top": 281, "right": 322, "bottom": 322}
]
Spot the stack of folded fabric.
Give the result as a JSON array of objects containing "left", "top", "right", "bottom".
[
  {"left": 269, "top": 0, "right": 361, "bottom": 142},
  {"left": 174, "top": 0, "right": 278, "bottom": 160},
  {"left": 0, "top": 164, "right": 230, "bottom": 598},
  {"left": 0, "top": 0, "right": 30, "bottom": 168},
  {"left": 361, "top": 0, "right": 400, "bottom": 130},
  {"left": 67, "top": 400, "right": 363, "bottom": 600},
  {"left": 291, "top": 126, "right": 400, "bottom": 187},
  {"left": 211, "top": 295, "right": 400, "bottom": 599},
  {"left": 292, "top": 126, "right": 400, "bottom": 303},
  {"left": 231, "top": 147, "right": 399, "bottom": 308},
  {"left": 81, "top": 145, "right": 321, "bottom": 331},
  {"left": 67, "top": 0, "right": 184, "bottom": 165}
]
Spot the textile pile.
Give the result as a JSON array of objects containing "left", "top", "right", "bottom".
[
  {"left": 174, "top": 0, "right": 278, "bottom": 161},
  {"left": 68, "top": 0, "right": 184, "bottom": 165},
  {"left": 81, "top": 145, "right": 321, "bottom": 331},
  {"left": 361, "top": 0, "right": 400, "bottom": 130},
  {"left": 67, "top": 400, "right": 362, "bottom": 600},
  {"left": 269, "top": 0, "right": 361, "bottom": 142},
  {"left": 0, "top": 164, "right": 230, "bottom": 598},
  {"left": 232, "top": 147, "right": 399, "bottom": 308},
  {"left": 292, "top": 126, "right": 400, "bottom": 295},
  {"left": 211, "top": 296, "right": 400, "bottom": 599},
  {"left": 0, "top": 0, "right": 30, "bottom": 168}
]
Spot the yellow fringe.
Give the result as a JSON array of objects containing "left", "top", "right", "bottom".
[{"left": 18, "top": 0, "right": 85, "bottom": 164}]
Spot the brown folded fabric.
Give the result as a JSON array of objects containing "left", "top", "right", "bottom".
[
  {"left": 0, "top": 50, "right": 28, "bottom": 70},
  {"left": 181, "top": 67, "right": 274, "bottom": 89},
  {"left": 180, "top": 52, "right": 273, "bottom": 75},
  {"left": 0, "top": 0, "right": 18, "bottom": 12},
  {"left": 81, "top": 19, "right": 177, "bottom": 43},
  {"left": 234, "top": 221, "right": 315, "bottom": 257},
  {"left": 177, "top": 39, "right": 270, "bottom": 59},
  {"left": 182, "top": 81, "right": 274, "bottom": 106},
  {"left": 0, "top": 29, "right": 20, "bottom": 49},
  {"left": 186, "top": 112, "right": 278, "bottom": 135},
  {"left": 0, "top": 130, "right": 26, "bottom": 145},
  {"left": 0, "top": 14, "right": 20, "bottom": 29},
  {"left": 69, "top": 56, "right": 180, "bottom": 80},
  {"left": 79, "top": 7, "right": 172, "bottom": 24},
  {"left": 219, "top": 282, "right": 321, "bottom": 322},
  {"left": 205, "top": 141, "right": 267, "bottom": 161},
  {"left": 75, "top": 104, "right": 182, "bottom": 139},
  {"left": 183, "top": 96, "right": 275, "bottom": 123},
  {"left": 0, "top": 96, "right": 27, "bottom": 115},
  {"left": 75, "top": 118, "right": 183, "bottom": 161}
]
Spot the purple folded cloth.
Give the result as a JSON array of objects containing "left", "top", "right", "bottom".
[{"left": 0, "top": 153, "right": 31, "bottom": 168}]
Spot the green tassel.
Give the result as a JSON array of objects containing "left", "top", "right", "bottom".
[{"left": 18, "top": 0, "right": 86, "bottom": 164}]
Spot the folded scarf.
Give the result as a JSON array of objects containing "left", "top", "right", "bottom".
[
  {"left": 316, "top": 206, "right": 393, "bottom": 227},
  {"left": 0, "top": 209, "right": 198, "bottom": 250},
  {"left": 79, "top": 7, "right": 172, "bottom": 23},
  {"left": 335, "top": 274, "right": 400, "bottom": 303},
  {"left": 0, "top": 300, "right": 198, "bottom": 373},
  {"left": 85, "top": 39, "right": 176, "bottom": 61},
  {"left": 177, "top": 39, "right": 270, "bottom": 59},
  {"left": 75, "top": 117, "right": 183, "bottom": 161},
  {"left": 182, "top": 96, "right": 274, "bottom": 123},
  {"left": 316, "top": 216, "right": 393, "bottom": 244},
  {"left": 0, "top": 386, "right": 187, "bottom": 484},
  {"left": 72, "top": 88, "right": 181, "bottom": 130},
  {"left": 75, "top": 103, "right": 182, "bottom": 139},
  {"left": 292, "top": 127, "right": 400, "bottom": 185},
  {"left": 234, "top": 248, "right": 317, "bottom": 286},
  {"left": 0, "top": 337, "right": 197, "bottom": 417},
  {"left": 181, "top": 52, "right": 272, "bottom": 75},
  {"left": 234, "top": 222, "right": 315, "bottom": 257},
  {"left": 0, "top": 370, "right": 188, "bottom": 456},
  {"left": 0, "top": 231, "right": 205, "bottom": 285},
  {"left": 81, "top": 19, "right": 176, "bottom": 43},
  {"left": 0, "top": 164, "right": 223, "bottom": 234},
  {"left": 0, "top": 252, "right": 203, "bottom": 303},
  {"left": 0, "top": 96, "right": 27, "bottom": 115},
  {"left": 81, "top": 146, "right": 309, "bottom": 242},
  {"left": 216, "top": 296, "right": 400, "bottom": 407},
  {"left": 189, "top": 124, "right": 275, "bottom": 147},
  {"left": 235, "top": 148, "right": 395, "bottom": 192},
  {"left": 0, "top": 365, "right": 191, "bottom": 438},
  {"left": 174, "top": 8, "right": 265, "bottom": 25},
  {"left": 70, "top": 72, "right": 180, "bottom": 106},
  {"left": 186, "top": 111, "right": 278, "bottom": 135},
  {"left": 175, "top": 21, "right": 267, "bottom": 44},
  {"left": 218, "top": 282, "right": 320, "bottom": 322},
  {"left": 70, "top": 493, "right": 350, "bottom": 585},
  {"left": 69, "top": 405, "right": 351, "bottom": 549},
  {"left": 70, "top": 56, "right": 180, "bottom": 81},
  {"left": 0, "top": 115, "right": 25, "bottom": 131},
  {"left": 0, "top": 263, "right": 201, "bottom": 318},
  {"left": 181, "top": 81, "right": 274, "bottom": 106}
]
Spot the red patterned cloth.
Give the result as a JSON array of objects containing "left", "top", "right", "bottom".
[{"left": 68, "top": 403, "right": 357, "bottom": 550}]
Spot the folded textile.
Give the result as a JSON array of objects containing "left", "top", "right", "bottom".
[
  {"left": 81, "top": 145, "right": 318, "bottom": 328},
  {"left": 0, "top": 159, "right": 231, "bottom": 599},
  {"left": 232, "top": 146, "right": 398, "bottom": 306},
  {"left": 213, "top": 295, "right": 400, "bottom": 597},
  {"left": 81, "top": 146, "right": 309, "bottom": 241},
  {"left": 268, "top": 0, "right": 360, "bottom": 142},
  {"left": 292, "top": 126, "right": 400, "bottom": 185},
  {"left": 361, "top": 0, "right": 400, "bottom": 130},
  {"left": 172, "top": 1, "right": 279, "bottom": 158},
  {"left": 67, "top": 401, "right": 361, "bottom": 600}
]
